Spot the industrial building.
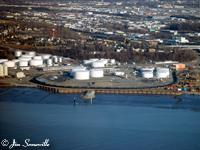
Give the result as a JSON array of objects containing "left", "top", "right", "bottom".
[{"left": 0, "top": 64, "right": 8, "bottom": 77}]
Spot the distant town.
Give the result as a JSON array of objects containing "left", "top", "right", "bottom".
[{"left": 0, "top": 0, "right": 200, "bottom": 95}]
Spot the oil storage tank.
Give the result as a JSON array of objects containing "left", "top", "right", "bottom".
[
  {"left": 19, "top": 57, "right": 32, "bottom": 61},
  {"left": 21, "top": 54, "right": 33, "bottom": 59},
  {"left": 47, "top": 59, "right": 53, "bottom": 66},
  {"left": 110, "top": 59, "right": 115, "bottom": 64},
  {"left": 42, "top": 54, "right": 51, "bottom": 60},
  {"left": 15, "top": 50, "right": 22, "bottom": 57},
  {"left": 83, "top": 59, "right": 98, "bottom": 65},
  {"left": 0, "top": 59, "right": 8, "bottom": 64},
  {"left": 92, "top": 61, "right": 105, "bottom": 68},
  {"left": 59, "top": 57, "right": 62, "bottom": 63},
  {"left": 74, "top": 70, "right": 90, "bottom": 80},
  {"left": 156, "top": 67, "right": 170, "bottom": 78},
  {"left": 52, "top": 56, "right": 58, "bottom": 63},
  {"left": 3, "top": 61, "right": 15, "bottom": 68},
  {"left": 0, "top": 64, "right": 7, "bottom": 77},
  {"left": 71, "top": 66, "right": 86, "bottom": 73},
  {"left": 33, "top": 56, "right": 43, "bottom": 60},
  {"left": 140, "top": 68, "right": 154, "bottom": 79},
  {"left": 90, "top": 69, "right": 104, "bottom": 78},
  {"left": 26, "top": 51, "right": 36, "bottom": 57},
  {"left": 30, "top": 59, "right": 43, "bottom": 67},
  {"left": 19, "top": 60, "right": 29, "bottom": 67},
  {"left": 0, "top": 64, "right": 8, "bottom": 77}
]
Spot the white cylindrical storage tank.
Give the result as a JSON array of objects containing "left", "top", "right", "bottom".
[
  {"left": 30, "top": 59, "right": 43, "bottom": 66},
  {"left": 3, "top": 65, "right": 8, "bottom": 76},
  {"left": 71, "top": 66, "right": 86, "bottom": 72},
  {"left": 90, "top": 58, "right": 99, "bottom": 62},
  {"left": 92, "top": 61, "right": 105, "bottom": 68},
  {"left": 21, "top": 54, "right": 33, "bottom": 59},
  {"left": 141, "top": 70, "right": 154, "bottom": 79},
  {"left": 59, "top": 57, "right": 62, "bottom": 63},
  {"left": 71, "top": 66, "right": 86, "bottom": 76},
  {"left": 100, "top": 59, "right": 108, "bottom": 65},
  {"left": 0, "top": 59, "right": 8, "bottom": 64},
  {"left": 0, "top": 65, "right": 3, "bottom": 77},
  {"left": 4, "top": 61, "right": 15, "bottom": 68},
  {"left": 83, "top": 60, "right": 93, "bottom": 65},
  {"left": 53, "top": 56, "right": 58, "bottom": 63},
  {"left": 19, "top": 57, "right": 32, "bottom": 61},
  {"left": 47, "top": 59, "right": 53, "bottom": 66},
  {"left": 156, "top": 67, "right": 170, "bottom": 78},
  {"left": 90, "top": 69, "right": 104, "bottom": 78},
  {"left": 15, "top": 50, "right": 22, "bottom": 57},
  {"left": 13, "top": 59, "right": 20, "bottom": 63},
  {"left": 42, "top": 54, "right": 51, "bottom": 60},
  {"left": 110, "top": 59, "right": 115, "bottom": 64},
  {"left": 19, "top": 60, "right": 29, "bottom": 67},
  {"left": 33, "top": 56, "right": 42, "bottom": 60},
  {"left": 74, "top": 70, "right": 90, "bottom": 80},
  {"left": 140, "top": 67, "right": 154, "bottom": 72},
  {"left": 26, "top": 51, "right": 36, "bottom": 57}
]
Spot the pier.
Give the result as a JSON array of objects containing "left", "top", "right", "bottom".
[{"left": 37, "top": 84, "right": 193, "bottom": 96}]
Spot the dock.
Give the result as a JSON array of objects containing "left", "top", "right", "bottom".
[
  {"left": 37, "top": 84, "right": 190, "bottom": 96},
  {"left": 0, "top": 81, "right": 199, "bottom": 96}
]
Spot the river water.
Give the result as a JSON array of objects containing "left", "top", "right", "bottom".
[{"left": 0, "top": 88, "right": 200, "bottom": 150}]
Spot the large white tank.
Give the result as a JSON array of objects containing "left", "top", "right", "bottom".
[
  {"left": 83, "top": 60, "right": 93, "bottom": 65},
  {"left": 3, "top": 65, "right": 8, "bottom": 76},
  {"left": 19, "top": 60, "right": 29, "bottom": 67},
  {"left": 53, "top": 56, "right": 58, "bottom": 63},
  {"left": 140, "top": 68, "right": 154, "bottom": 79},
  {"left": 71, "top": 66, "right": 86, "bottom": 72},
  {"left": 83, "top": 60, "right": 92, "bottom": 65},
  {"left": 90, "top": 69, "right": 104, "bottom": 78},
  {"left": 30, "top": 59, "right": 43, "bottom": 66},
  {"left": 13, "top": 59, "right": 20, "bottom": 63},
  {"left": 47, "top": 59, "right": 53, "bottom": 66},
  {"left": 0, "top": 65, "right": 4, "bottom": 77},
  {"left": 110, "top": 59, "right": 115, "bottom": 64},
  {"left": 140, "top": 67, "right": 154, "bottom": 72},
  {"left": 100, "top": 59, "right": 108, "bottom": 65},
  {"left": 59, "top": 57, "right": 62, "bottom": 63},
  {"left": 26, "top": 51, "right": 36, "bottom": 57},
  {"left": 71, "top": 66, "right": 86, "bottom": 76},
  {"left": 156, "top": 67, "right": 170, "bottom": 78},
  {"left": 0, "top": 64, "right": 8, "bottom": 77},
  {"left": 4, "top": 61, "right": 15, "bottom": 68},
  {"left": 19, "top": 57, "right": 32, "bottom": 61},
  {"left": 90, "top": 58, "right": 99, "bottom": 62},
  {"left": 83, "top": 59, "right": 101, "bottom": 65},
  {"left": 0, "top": 59, "right": 8, "bottom": 64},
  {"left": 92, "top": 61, "right": 105, "bottom": 68},
  {"left": 15, "top": 50, "right": 22, "bottom": 57},
  {"left": 42, "top": 54, "right": 51, "bottom": 60},
  {"left": 74, "top": 70, "right": 90, "bottom": 80},
  {"left": 21, "top": 54, "right": 33, "bottom": 58},
  {"left": 33, "top": 56, "right": 43, "bottom": 60},
  {"left": 141, "top": 70, "right": 154, "bottom": 79}
]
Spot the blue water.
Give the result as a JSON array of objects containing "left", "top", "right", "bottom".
[{"left": 0, "top": 88, "right": 200, "bottom": 150}]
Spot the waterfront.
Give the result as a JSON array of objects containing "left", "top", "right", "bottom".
[{"left": 0, "top": 88, "right": 200, "bottom": 150}]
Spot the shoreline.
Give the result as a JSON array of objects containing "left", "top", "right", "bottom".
[{"left": 0, "top": 82, "right": 200, "bottom": 97}]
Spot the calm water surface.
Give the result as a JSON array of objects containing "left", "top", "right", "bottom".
[{"left": 0, "top": 88, "right": 200, "bottom": 150}]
